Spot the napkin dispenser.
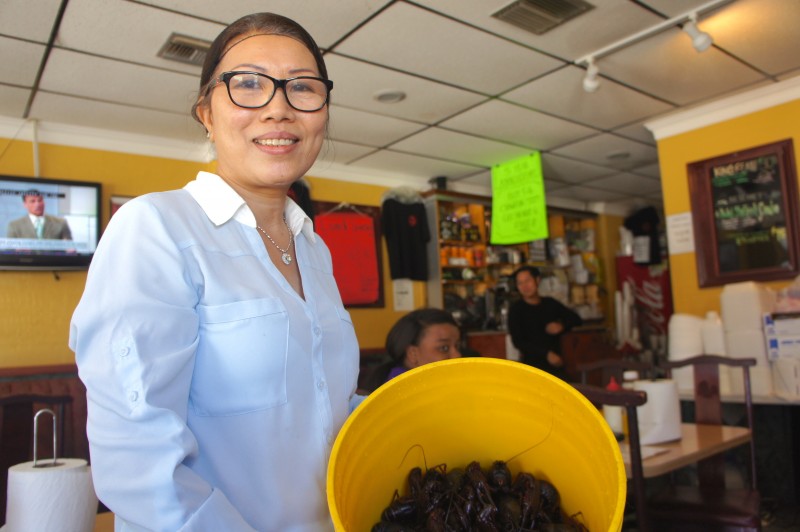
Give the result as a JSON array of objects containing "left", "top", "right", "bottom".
[{"left": 632, "top": 379, "right": 682, "bottom": 445}]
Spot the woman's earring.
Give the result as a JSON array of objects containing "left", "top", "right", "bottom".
[{"left": 206, "top": 131, "right": 212, "bottom": 141}]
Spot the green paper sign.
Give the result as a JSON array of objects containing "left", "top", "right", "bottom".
[{"left": 490, "top": 152, "right": 548, "bottom": 244}]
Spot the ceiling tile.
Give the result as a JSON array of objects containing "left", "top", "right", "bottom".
[
  {"left": 0, "top": 86, "right": 30, "bottom": 118},
  {"left": 328, "top": 106, "right": 425, "bottom": 148},
  {"left": 631, "top": 163, "right": 661, "bottom": 180},
  {"left": 57, "top": 0, "right": 223, "bottom": 75},
  {"left": 324, "top": 54, "right": 485, "bottom": 124},
  {"left": 315, "top": 140, "right": 377, "bottom": 166},
  {"left": 586, "top": 172, "right": 663, "bottom": 195},
  {"left": 391, "top": 127, "right": 532, "bottom": 168},
  {"left": 440, "top": 99, "right": 597, "bottom": 151},
  {"left": 704, "top": 0, "right": 800, "bottom": 76},
  {"left": 551, "top": 134, "right": 659, "bottom": 171},
  {"left": 352, "top": 150, "right": 483, "bottom": 181},
  {"left": 1, "top": 0, "right": 62, "bottom": 42},
  {"left": 548, "top": 185, "right": 626, "bottom": 202},
  {"left": 334, "top": 2, "right": 564, "bottom": 95},
  {"left": 29, "top": 92, "right": 206, "bottom": 142},
  {"left": 640, "top": 0, "right": 725, "bottom": 17},
  {"left": 504, "top": 65, "right": 675, "bottom": 130},
  {"left": 39, "top": 49, "right": 198, "bottom": 112},
  {"left": 612, "top": 122, "right": 657, "bottom": 145},
  {"left": 541, "top": 154, "right": 616, "bottom": 184},
  {"left": 410, "top": 0, "right": 666, "bottom": 60},
  {"left": 135, "top": 0, "right": 388, "bottom": 49},
  {"left": 0, "top": 37, "right": 46, "bottom": 87},
  {"left": 598, "top": 27, "right": 765, "bottom": 106}
]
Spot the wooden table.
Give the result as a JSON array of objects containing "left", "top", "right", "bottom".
[
  {"left": 94, "top": 511, "right": 114, "bottom": 531},
  {"left": 620, "top": 423, "right": 751, "bottom": 479}
]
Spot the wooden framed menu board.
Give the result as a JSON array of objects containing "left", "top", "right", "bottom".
[{"left": 688, "top": 139, "right": 799, "bottom": 287}]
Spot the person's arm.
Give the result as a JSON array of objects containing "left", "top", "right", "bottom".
[
  {"left": 556, "top": 299, "right": 583, "bottom": 332},
  {"left": 70, "top": 199, "right": 254, "bottom": 531}
]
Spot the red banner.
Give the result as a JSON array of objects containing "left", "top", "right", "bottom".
[
  {"left": 616, "top": 256, "right": 673, "bottom": 341},
  {"left": 315, "top": 212, "right": 380, "bottom": 305}
]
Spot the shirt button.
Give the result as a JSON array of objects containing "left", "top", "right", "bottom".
[
  {"left": 327, "top": 435, "right": 334, "bottom": 446},
  {"left": 313, "top": 327, "right": 322, "bottom": 336},
  {"left": 317, "top": 380, "right": 326, "bottom": 390},
  {"left": 128, "top": 391, "right": 139, "bottom": 402},
  {"left": 119, "top": 347, "right": 130, "bottom": 357}
]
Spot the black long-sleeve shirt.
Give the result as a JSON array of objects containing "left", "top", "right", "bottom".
[{"left": 508, "top": 297, "right": 582, "bottom": 378}]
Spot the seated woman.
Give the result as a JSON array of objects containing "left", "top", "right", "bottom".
[
  {"left": 357, "top": 308, "right": 462, "bottom": 393},
  {"left": 385, "top": 307, "right": 463, "bottom": 381}
]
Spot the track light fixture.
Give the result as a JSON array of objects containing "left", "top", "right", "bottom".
[
  {"left": 683, "top": 13, "right": 713, "bottom": 52},
  {"left": 574, "top": 0, "right": 728, "bottom": 93},
  {"left": 582, "top": 58, "right": 600, "bottom": 93}
]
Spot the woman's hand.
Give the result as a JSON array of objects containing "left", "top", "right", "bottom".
[
  {"left": 546, "top": 351, "right": 564, "bottom": 367},
  {"left": 545, "top": 321, "right": 564, "bottom": 335}
]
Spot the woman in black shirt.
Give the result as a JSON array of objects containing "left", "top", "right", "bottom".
[{"left": 508, "top": 265, "right": 582, "bottom": 380}]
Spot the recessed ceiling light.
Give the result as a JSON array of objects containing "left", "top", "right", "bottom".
[{"left": 373, "top": 89, "right": 406, "bottom": 104}]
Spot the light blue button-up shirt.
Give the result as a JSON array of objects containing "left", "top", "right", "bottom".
[{"left": 70, "top": 172, "right": 360, "bottom": 531}]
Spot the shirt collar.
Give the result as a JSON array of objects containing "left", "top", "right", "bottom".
[{"left": 184, "top": 171, "right": 315, "bottom": 243}]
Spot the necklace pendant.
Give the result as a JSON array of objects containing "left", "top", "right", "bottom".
[{"left": 281, "top": 252, "right": 293, "bottom": 265}]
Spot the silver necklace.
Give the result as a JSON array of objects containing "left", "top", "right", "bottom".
[{"left": 257, "top": 217, "right": 294, "bottom": 265}]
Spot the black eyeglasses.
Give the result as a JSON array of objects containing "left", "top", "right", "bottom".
[{"left": 209, "top": 71, "right": 333, "bottom": 112}]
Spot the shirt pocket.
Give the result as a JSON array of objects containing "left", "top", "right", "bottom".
[{"left": 191, "top": 298, "right": 288, "bottom": 416}]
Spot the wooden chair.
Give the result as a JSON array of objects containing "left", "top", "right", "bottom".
[
  {"left": 578, "top": 358, "right": 655, "bottom": 387},
  {"left": 574, "top": 383, "right": 650, "bottom": 531},
  {"left": 0, "top": 394, "right": 73, "bottom": 525},
  {"left": 648, "top": 355, "right": 760, "bottom": 531}
]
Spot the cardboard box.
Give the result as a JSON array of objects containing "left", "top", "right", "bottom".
[
  {"left": 763, "top": 313, "right": 800, "bottom": 360},
  {"left": 763, "top": 312, "right": 800, "bottom": 336},
  {"left": 772, "top": 358, "right": 800, "bottom": 400}
]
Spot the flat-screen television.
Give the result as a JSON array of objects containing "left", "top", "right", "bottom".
[{"left": 0, "top": 174, "right": 101, "bottom": 270}]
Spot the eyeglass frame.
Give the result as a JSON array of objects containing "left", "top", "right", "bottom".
[{"left": 208, "top": 71, "right": 334, "bottom": 112}]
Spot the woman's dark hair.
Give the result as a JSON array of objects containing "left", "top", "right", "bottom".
[
  {"left": 191, "top": 12, "right": 329, "bottom": 126},
  {"left": 385, "top": 308, "right": 459, "bottom": 363},
  {"left": 511, "top": 265, "right": 541, "bottom": 285}
]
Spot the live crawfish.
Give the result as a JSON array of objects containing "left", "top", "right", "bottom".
[{"left": 372, "top": 460, "right": 588, "bottom": 531}]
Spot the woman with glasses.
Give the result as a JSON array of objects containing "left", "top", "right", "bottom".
[{"left": 71, "top": 13, "right": 359, "bottom": 531}]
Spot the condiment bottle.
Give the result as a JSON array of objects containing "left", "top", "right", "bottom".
[{"left": 602, "top": 376, "right": 624, "bottom": 440}]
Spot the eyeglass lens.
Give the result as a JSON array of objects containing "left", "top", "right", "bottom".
[{"left": 226, "top": 73, "right": 329, "bottom": 111}]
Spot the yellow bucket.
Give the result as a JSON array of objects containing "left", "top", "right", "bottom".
[{"left": 327, "top": 357, "right": 625, "bottom": 531}]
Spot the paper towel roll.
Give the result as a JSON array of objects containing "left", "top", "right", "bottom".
[
  {"left": 5, "top": 458, "right": 97, "bottom": 532},
  {"left": 632, "top": 379, "right": 682, "bottom": 445}
]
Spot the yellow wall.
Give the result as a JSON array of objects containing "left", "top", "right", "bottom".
[
  {"left": 0, "top": 138, "right": 422, "bottom": 368},
  {"left": 597, "top": 212, "right": 624, "bottom": 324},
  {"left": 658, "top": 99, "right": 800, "bottom": 316}
]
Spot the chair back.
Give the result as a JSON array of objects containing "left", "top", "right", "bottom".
[
  {"left": 574, "top": 383, "right": 649, "bottom": 531},
  {"left": 578, "top": 358, "right": 655, "bottom": 387},
  {"left": 660, "top": 355, "right": 757, "bottom": 490}
]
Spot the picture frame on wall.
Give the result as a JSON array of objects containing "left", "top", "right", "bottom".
[
  {"left": 688, "top": 139, "right": 800, "bottom": 287},
  {"left": 110, "top": 195, "right": 134, "bottom": 218}
]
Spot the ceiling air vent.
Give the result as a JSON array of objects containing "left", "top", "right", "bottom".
[
  {"left": 157, "top": 33, "right": 211, "bottom": 67},
  {"left": 492, "top": 0, "right": 594, "bottom": 35}
]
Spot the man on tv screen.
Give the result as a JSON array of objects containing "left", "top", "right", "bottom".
[{"left": 6, "top": 189, "right": 72, "bottom": 240}]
